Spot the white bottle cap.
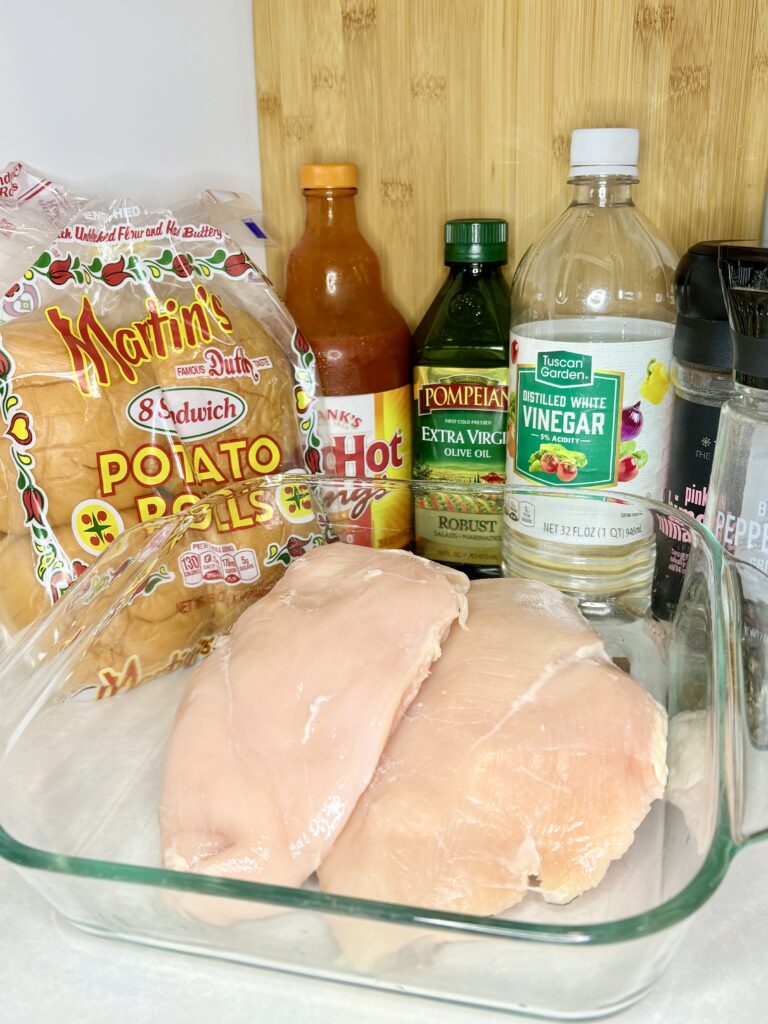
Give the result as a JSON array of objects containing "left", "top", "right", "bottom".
[{"left": 568, "top": 128, "right": 640, "bottom": 178}]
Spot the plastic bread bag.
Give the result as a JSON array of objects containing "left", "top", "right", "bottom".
[
  {"left": 0, "top": 162, "right": 85, "bottom": 287},
  {"left": 0, "top": 162, "right": 327, "bottom": 695}
]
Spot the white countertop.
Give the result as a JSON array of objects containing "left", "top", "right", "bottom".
[{"left": 1, "top": 843, "right": 767, "bottom": 1024}]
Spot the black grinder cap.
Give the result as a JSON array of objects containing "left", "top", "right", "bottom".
[
  {"left": 674, "top": 241, "right": 732, "bottom": 369},
  {"left": 719, "top": 241, "right": 768, "bottom": 389}
]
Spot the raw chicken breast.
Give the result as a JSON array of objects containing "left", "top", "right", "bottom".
[
  {"left": 318, "top": 578, "right": 667, "bottom": 915},
  {"left": 159, "top": 543, "right": 469, "bottom": 888}
]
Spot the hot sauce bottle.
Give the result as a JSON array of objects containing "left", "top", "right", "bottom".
[{"left": 284, "top": 163, "right": 412, "bottom": 548}]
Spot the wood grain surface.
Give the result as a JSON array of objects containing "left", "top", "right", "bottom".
[{"left": 253, "top": 0, "right": 768, "bottom": 328}]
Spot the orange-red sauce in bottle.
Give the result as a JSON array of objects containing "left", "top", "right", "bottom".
[{"left": 284, "top": 163, "right": 412, "bottom": 548}]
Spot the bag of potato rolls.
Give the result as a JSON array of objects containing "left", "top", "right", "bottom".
[{"left": 0, "top": 163, "right": 327, "bottom": 696}]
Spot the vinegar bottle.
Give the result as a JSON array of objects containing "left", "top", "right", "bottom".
[
  {"left": 503, "top": 128, "right": 677, "bottom": 596},
  {"left": 284, "top": 163, "right": 412, "bottom": 548}
]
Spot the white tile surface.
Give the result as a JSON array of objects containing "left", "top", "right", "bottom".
[{"left": 1, "top": 843, "right": 767, "bottom": 1024}]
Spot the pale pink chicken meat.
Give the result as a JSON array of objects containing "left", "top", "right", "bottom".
[
  {"left": 318, "top": 578, "right": 668, "bottom": 915},
  {"left": 158, "top": 543, "right": 469, "bottom": 887}
]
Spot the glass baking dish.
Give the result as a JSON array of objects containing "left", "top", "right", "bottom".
[{"left": 0, "top": 477, "right": 765, "bottom": 1020}]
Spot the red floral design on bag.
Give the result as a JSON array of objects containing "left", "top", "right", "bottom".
[
  {"left": 224, "top": 253, "right": 249, "bottom": 277},
  {"left": 21, "top": 485, "right": 45, "bottom": 524},
  {"left": 304, "top": 446, "right": 321, "bottom": 473},
  {"left": 102, "top": 256, "right": 131, "bottom": 287},
  {"left": 172, "top": 254, "right": 193, "bottom": 278},
  {"left": 49, "top": 257, "right": 74, "bottom": 286}
]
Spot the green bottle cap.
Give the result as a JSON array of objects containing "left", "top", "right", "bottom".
[{"left": 444, "top": 218, "right": 508, "bottom": 264}]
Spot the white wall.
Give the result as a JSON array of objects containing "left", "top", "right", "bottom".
[{"left": 0, "top": 0, "right": 261, "bottom": 208}]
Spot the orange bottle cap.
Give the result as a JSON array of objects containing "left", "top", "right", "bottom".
[{"left": 300, "top": 163, "right": 358, "bottom": 189}]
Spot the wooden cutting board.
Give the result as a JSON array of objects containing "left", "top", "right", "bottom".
[{"left": 253, "top": 0, "right": 768, "bottom": 328}]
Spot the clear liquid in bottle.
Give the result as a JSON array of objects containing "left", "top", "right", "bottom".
[{"left": 503, "top": 128, "right": 677, "bottom": 598}]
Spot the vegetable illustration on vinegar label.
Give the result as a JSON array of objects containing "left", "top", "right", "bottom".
[
  {"left": 639, "top": 358, "right": 670, "bottom": 405},
  {"left": 617, "top": 440, "right": 649, "bottom": 483},
  {"left": 528, "top": 443, "right": 588, "bottom": 482}
]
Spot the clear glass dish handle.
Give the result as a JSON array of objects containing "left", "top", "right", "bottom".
[
  {"left": 0, "top": 513, "right": 190, "bottom": 753},
  {"left": 723, "top": 554, "right": 768, "bottom": 845}
]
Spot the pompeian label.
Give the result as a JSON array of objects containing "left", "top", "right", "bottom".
[
  {"left": 413, "top": 365, "right": 507, "bottom": 566},
  {"left": 413, "top": 367, "right": 508, "bottom": 483},
  {"left": 417, "top": 378, "right": 508, "bottom": 416},
  {"left": 514, "top": 350, "right": 622, "bottom": 488}
]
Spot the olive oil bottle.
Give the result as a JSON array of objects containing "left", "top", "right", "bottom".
[{"left": 412, "top": 219, "right": 510, "bottom": 577}]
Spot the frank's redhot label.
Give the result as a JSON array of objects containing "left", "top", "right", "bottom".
[{"left": 320, "top": 384, "right": 412, "bottom": 548}]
